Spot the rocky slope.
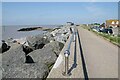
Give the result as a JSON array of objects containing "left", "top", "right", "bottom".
[{"left": 1, "top": 25, "right": 73, "bottom": 79}]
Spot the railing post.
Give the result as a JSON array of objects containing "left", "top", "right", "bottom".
[
  {"left": 62, "top": 27, "right": 75, "bottom": 76},
  {"left": 62, "top": 50, "right": 70, "bottom": 76}
]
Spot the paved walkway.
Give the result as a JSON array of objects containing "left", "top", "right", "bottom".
[{"left": 77, "top": 26, "right": 118, "bottom": 78}]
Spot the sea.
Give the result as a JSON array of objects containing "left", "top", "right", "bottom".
[
  {"left": 2, "top": 25, "right": 59, "bottom": 40},
  {"left": 0, "top": 25, "right": 59, "bottom": 46}
]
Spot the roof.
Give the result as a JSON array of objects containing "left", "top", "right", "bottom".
[{"left": 106, "top": 19, "right": 119, "bottom": 23}]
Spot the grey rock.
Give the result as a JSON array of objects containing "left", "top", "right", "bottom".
[
  {"left": 2, "top": 44, "right": 25, "bottom": 66},
  {"left": 43, "top": 41, "right": 64, "bottom": 56},
  {"left": 2, "top": 26, "right": 69, "bottom": 78},
  {"left": 26, "top": 34, "right": 50, "bottom": 50},
  {"left": 28, "top": 47, "right": 57, "bottom": 65},
  {"left": 44, "top": 32, "right": 55, "bottom": 42},
  {"left": 3, "top": 63, "right": 49, "bottom": 78},
  {"left": 2, "top": 43, "right": 49, "bottom": 78},
  {"left": 2, "top": 44, "right": 26, "bottom": 77},
  {"left": 54, "top": 34, "right": 69, "bottom": 44},
  {"left": 50, "top": 26, "right": 70, "bottom": 43}
]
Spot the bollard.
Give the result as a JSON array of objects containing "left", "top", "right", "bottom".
[{"left": 62, "top": 50, "right": 70, "bottom": 76}]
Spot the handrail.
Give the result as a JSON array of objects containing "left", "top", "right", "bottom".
[
  {"left": 62, "top": 27, "right": 75, "bottom": 76},
  {"left": 66, "top": 32, "right": 74, "bottom": 51}
]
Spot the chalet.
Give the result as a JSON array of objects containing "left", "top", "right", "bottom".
[{"left": 106, "top": 19, "right": 119, "bottom": 28}]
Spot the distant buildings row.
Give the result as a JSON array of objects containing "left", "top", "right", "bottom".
[
  {"left": 65, "top": 20, "right": 119, "bottom": 36},
  {"left": 66, "top": 19, "right": 119, "bottom": 28},
  {"left": 91, "top": 19, "right": 119, "bottom": 36},
  {"left": 92, "top": 19, "right": 119, "bottom": 28}
]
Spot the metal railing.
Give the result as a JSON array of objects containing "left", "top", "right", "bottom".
[{"left": 62, "top": 27, "right": 76, "bottom": 76}]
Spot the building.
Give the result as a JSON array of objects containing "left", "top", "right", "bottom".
[
  {"left": 106, "top": 19, "right": 119, "bottom": 28},
  {"left": 112, "top": 27, "right": 120, "bottom": 36}
]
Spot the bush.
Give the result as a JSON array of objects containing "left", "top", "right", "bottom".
[{"left": 117, "top": 37, "right": 120, "bottom": 44}]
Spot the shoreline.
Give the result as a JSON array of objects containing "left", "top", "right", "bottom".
[
  {"left": 3, "top": 27, "right": 56, "bottom": 46},
  {"left": 3, "top": 26, "right": 63, "bottom": 45},
  {"left": 2, "top": 25, "right": 61, "bottom": 41},
  {"left": 1, "top": 25, "right": 73, "bottom": 79}
]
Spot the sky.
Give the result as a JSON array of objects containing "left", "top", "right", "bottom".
[
  {"left": 1, "top": 0, "right": 120, "bottom": 2},
  {"left": 2, "top": 2, "right": 119, "bottom": 25}
]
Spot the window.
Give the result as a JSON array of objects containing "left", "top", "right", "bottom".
[
  {"left": 111, "top": 21, "right": 115, "bottom": 24},
  {"left": 116, "top": 21, "right": 119, "bottom": 24}
]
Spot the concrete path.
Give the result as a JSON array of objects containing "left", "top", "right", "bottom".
[
  {"left": 77, "top": 26, "right": 118, "bottom": 78},
  {"left": 47, "top": 31, "right": 84, "bottom": 78}
]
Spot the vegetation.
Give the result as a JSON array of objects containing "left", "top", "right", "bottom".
[
  {"left": 94, "top": 23, "right": 100, "bottom": 25},
  {"left": 92, "top": 30, "right": 120, "bottom": 46},
  {"left": 45, "top": 62, "right": 55, "bottom": 72},
  {"left": 81, "top": 25, "right": 120, "bottom": 47}
]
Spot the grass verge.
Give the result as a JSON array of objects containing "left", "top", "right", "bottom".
[{"left": 81, "top": 25, "right": 120, "bottom": 47}]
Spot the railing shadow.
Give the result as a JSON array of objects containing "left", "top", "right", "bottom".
[
  {"left": 68, "top": 32, "right": 77, "bottom": 74},
  {"left": 77, "top": 29, "right": 89, "bottom": 80}
]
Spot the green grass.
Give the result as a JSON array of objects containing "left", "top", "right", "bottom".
[
  {"left": 92, "top": 30, "right": 120, "bottom": 46},
  {"left": 81, "top": 25, "right": 120, "bottom": 46}
]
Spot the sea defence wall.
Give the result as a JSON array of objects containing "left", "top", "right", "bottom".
[{"left": 47, "top": 29, "right": 84, "bottom": 78}]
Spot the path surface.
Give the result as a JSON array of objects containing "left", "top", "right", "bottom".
[{"left": 77, "top": 26, "right": 118, "bottom": 78}]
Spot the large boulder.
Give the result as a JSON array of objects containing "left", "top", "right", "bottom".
[
  {"left": 2, "top": 44, "right": 26, "bottom": 77},
  {"left": 2, "top": 44, "right": 25, "bottom": 66},
  {"left": 26, "top": 34, "right": 50, "bottom": 50},
  {"left": 3, "top": 63, "right": 49, "bottom": 78},
  {"left": 43, "top": 41, "right": 64, "bottom": 56},
  {"left": 28, "top": 46, "right": 57, "bottom": 65},
  {"left": 2, "top": 43, "right": 49, "bottom": 78}
]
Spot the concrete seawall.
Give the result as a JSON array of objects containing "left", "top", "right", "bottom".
[{"left": 47, "top": 32, "right": 84, "bottom": 78}]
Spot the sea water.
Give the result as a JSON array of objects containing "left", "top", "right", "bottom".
[{"left": 2, "top": 25, "right": 57, "bottom": 40}]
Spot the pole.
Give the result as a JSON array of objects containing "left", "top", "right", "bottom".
[{"left": 62, "top": 50, "right": 70, "bottom": 76}]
